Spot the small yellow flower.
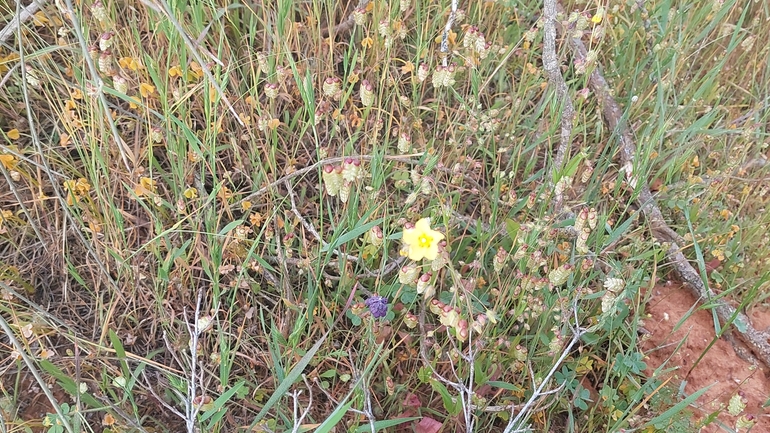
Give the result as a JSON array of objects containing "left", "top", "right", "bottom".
[
  {"left": 183, "top": 187, "right": 198, "bottom": 199},
  {"left": 168, "top": 65, "right": 183, "bottom": 77},
  {"left": 7, "top": 129, "right": 20, "bottom": 140},
  {"left": 118, "top": 57, "right": 142, "bottom": 71},
  {"left": 361, "top": 36, "right": 374, "bottom": 49},
  {"left": 139, "top": 82, "right": 155, "bottom": 98},
  {"left": 402, "top": 217, "right": 445, "bottom": 261}
]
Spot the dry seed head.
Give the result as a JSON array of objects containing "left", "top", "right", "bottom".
[
  {"left": 604, "top": 277, "right": 625, "bottom": 293},
  {"left": 322, "top": 164, "right": 343, "bottom": 197},
  {"left": 353, "top": 7, "right": 366, "bottom": 26},
  {"left": 99, "top": 31, "right": 115, "bottom": 51},
  {"left": 601, "top": 292, "right": 617, "bottom": 314},
  {"left": 431, "top": 65, "right": 445, "bottom": 88},
  {"left": 403, "top": 312, "right": 418, "bottom": 329},
  {"left": 113, "top": 73, "right": 128, "bottom": 94},
  {"left": 256, "top": 52, "right": 268, "bottom": 74},
  {"left": 397, "top": 132, "right": 411, "bottom": 154},
  {"left": 442, "top": 64, "right": 457, "bottom": 87},
  {"left": 339, "top": 181, "right": 351, "bottom": 203},
  {"left": 588, "top": 208, "right": 598, "bottom": 229},
  {"left": 399, "top": 263, "right": 420, "bottom": 285},
  {"left": 91, "top": 0, "right": 108, "bottom": 22},
  {"left": 98, "top": 50, "right": 114, "bottom": 75},
  {"left": 264, "top": 82, "right": 279, "bottom": 99},
  {"left": 527, "top": 191, "right": 536, "bottom": 209},
  {"left": 417, "top": 63, "right": 430, "bottom": 82},
  {"left": 575, "top": 207, "right": 589, "bottom": 233},
  {"left": 378, "top": 19, "right": 390, "bottom": 38},
  {"left": 359, "top": 79, "right": 374, "bottom": 107},
  {"left": 400, "top": 0, "right": 411, "bottom": 12},
  {"left": 581, "top": 160, "right": 594, "bottom": 183},
  {"left": 322, "top": 76, "right": 341, "bottom": 98},
  {"left": 429, "top": 299, "right": 443, "bottom": 315},
  {"left": 366, "top": 225, "right": 384, "bottom": 247},
  {"left": 89, "top": 44, "right": 100, "bottom": 62},
  {"left": 493, "top": 247, "right": 508, "bottom": 273},
  {"left": 548, "top": 264, "right": 573, "bottom": 287},
  {"left": 341, "top": 157, "right": 362, "bottom": 182}
]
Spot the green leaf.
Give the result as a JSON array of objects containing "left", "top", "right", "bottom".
[
  {"left": 505, "top": 219, "right": 520, "bottom": 242},
  {"left": 314, "top": 400, "right": 353, "bottom": 433},
  {"left": 643, "top": 384, "right": 712, "bottom": 429},
  {"left": 201, "top": 381, "right": 246, "bottom": 427},
  {"left": 218, "top": 219, "right": 244, "bottom": 236},
  {"left": 353, "top": 417, "right": 421, "bottom": 432},
  {"left": 322, "top": 218, "right": 383, "bottom": 253}
]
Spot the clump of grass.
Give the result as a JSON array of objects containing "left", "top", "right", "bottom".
[{"left": 0, "top": 0, "right": 768, "bottom": 432}]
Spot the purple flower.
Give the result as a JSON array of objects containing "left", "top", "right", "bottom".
[{"left": 365, "top": 295, "right": 388, "bottom": 319}]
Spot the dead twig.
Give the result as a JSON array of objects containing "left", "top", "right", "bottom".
[
  {"left": 542, "top": 0, "right": 576, "bottom": 212},
  {"left": 562, "top": 10, "right": 770, "bottom": 368}
]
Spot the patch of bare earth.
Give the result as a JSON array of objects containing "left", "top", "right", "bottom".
[{"left": 641, "top": 282, "right": 770, "bottom": 431}]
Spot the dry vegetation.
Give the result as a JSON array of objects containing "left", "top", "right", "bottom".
[{"left": 0, "top": 0, "right": 769, "bottom": 432}]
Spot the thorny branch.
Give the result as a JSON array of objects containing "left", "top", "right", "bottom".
[{"left": 561, "top": 6, "right": 770, "bottom": 368}]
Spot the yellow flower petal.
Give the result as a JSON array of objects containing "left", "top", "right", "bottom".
[
  {"left": 401, "top": 217, "right": 445, "bottom": 261},
  {"left": 139, "top": 82, "right": 155, "bottom": 98},
  {"left": 7, "top": 129, "right": 20, "bottom": 140}
]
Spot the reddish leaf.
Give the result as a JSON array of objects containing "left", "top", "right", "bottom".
[
  {"left": 403, "top": 392, "right": 422, "bottom": 408},
  {"left": 414, "top": 416, "right": 442, "bottom": 433}
]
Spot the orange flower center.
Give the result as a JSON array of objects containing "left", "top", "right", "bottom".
[{"left": 417, "top": 234, "right": 432, "bottom": 248}]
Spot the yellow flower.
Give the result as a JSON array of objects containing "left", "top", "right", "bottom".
[{"left": 402, "top": 217, "right": 445, "bottom": 261}]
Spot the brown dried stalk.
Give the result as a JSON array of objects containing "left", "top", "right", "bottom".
[{"left": 562, "top": 14, "right": 770, "bottom": 367}]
